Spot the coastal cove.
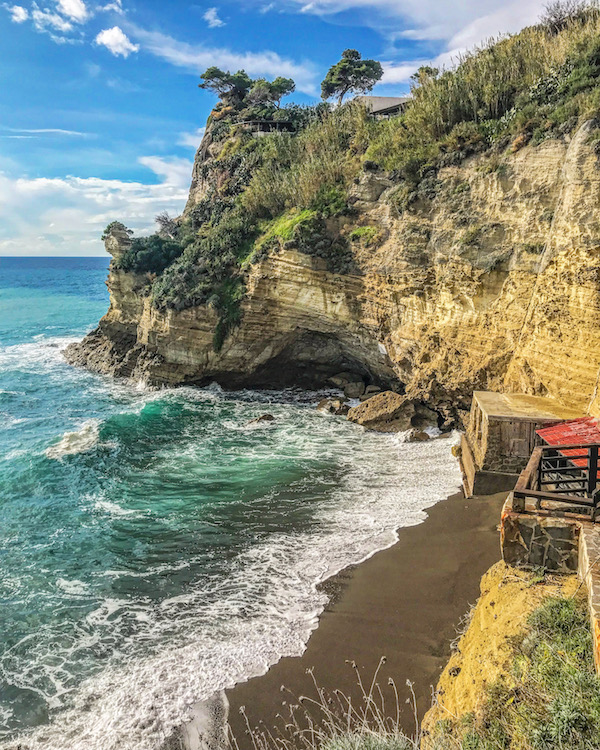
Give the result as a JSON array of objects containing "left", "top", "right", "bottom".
[
  {"left": 0, "top": 257, "right": 464, "bottom": 750},
  {"left": 8, "top": 6, "right": 600, "bottom": 747}
]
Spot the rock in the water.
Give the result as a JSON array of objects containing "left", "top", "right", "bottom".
[
  {"left": 245, "top": 414, "right": 275, "bottom": 426},
  {"left": 328, "top": 372, "right": 360, "bottom": 388},
  {"left": 317, "top": 398, "right": 350, "bottom": 416},
  {"left": 406, "top": 429, "right": 431, "bottom": 442},
  {"left": 347, "top": 391, "right": 415, "bottom": 433},
  {"left": 343, "top": 381, "right": 366, "bottom": 399}
]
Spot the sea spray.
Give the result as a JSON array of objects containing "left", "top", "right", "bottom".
[{"left": 45, "top": 419, "right": 102, "bottom": 460}]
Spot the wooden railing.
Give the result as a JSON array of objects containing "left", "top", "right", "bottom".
[{"left": 512, "top": 443, "right": 600, "bottom": 520}]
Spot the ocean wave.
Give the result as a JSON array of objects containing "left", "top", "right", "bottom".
[
  {"left": 45, "top": 420, "right": 101, "bottom": 460},
  {"left": 0, "top": 336, "right": 80, "bottom": 372},
  {"left": 0, "top": 429, "right": 461, "bottom": 750},
  {"left": 1, "top": 448, "right": 28, "bottom": 463},
  {"left": 56, "top": 579, "right": 91, "bottom": 597}
]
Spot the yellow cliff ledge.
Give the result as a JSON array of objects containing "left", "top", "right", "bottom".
[{"left": 421, "top": 561, "right": 579, "bottom": 746}]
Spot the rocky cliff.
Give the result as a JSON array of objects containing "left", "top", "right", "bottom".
[{"left": 66, "top": 119, "right": 600, "bottom": 423}]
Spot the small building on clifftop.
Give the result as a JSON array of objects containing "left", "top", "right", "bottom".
[
  {"left": 354, "top": 95, "right": 411, "bottom": 119},
  {"left": 460, "top": 391, "right": 582, "bottom": 496}
]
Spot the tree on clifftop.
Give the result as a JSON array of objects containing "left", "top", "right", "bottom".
[
  {"left": 321, "top": 49, "right": 383, "bottom": 105},
  {"left": 247, "top": 77, "right": 296, "bottom": 108},
  {"left": 199, "top": 67, "right": 253, "bottom": 107},
  {"left": 199, "top": 69, "right": 297, "bottom": 118}
]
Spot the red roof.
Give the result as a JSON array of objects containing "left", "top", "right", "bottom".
[{"left": 537, "top": 417, "right": 600, "bottom": 469}]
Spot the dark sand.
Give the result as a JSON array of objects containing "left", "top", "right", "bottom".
[{"left": 226, "top": 491, "right": 507, "bottom": 745}]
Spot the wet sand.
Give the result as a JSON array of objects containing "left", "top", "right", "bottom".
[{"left": 225, "top": 490, "right": 507, "bottom": 746}]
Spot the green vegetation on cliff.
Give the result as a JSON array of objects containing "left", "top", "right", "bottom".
[
  {"left": 112, "top": 2, "right": 600, "bottom": 350},
  {"left": 430, "top": 594, "right": 600, "bottom": 749}
]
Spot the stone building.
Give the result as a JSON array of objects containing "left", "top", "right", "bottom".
[{"left": 460, "top": 391, "right": 582, "bottom": 496}]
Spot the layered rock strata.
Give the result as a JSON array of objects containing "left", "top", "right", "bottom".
[{"left": 67, "top": 121, "right": 600, "bottom": 421}]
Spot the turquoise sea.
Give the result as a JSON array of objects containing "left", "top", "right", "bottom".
[{"left": 0, "top": 257, "right": 461, "bottom": 750}]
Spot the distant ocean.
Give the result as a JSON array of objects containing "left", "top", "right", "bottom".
[{"left": 0, "top": 257, "right": 462, "bottom": 750}]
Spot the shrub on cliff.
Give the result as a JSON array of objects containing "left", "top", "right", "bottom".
[
  {"left": 431, "top": 594, "right": 600, "bottom": 749},
  {"left": 101, "top": 221, "right": 132, "bottom": 242},
  {"left": 117, "top": 235, "right": 184, "bottom": 274},
  {"left": 253, "top": 208, "right": 357, "bottom": 273},
  {"left": 150, "top": 209, "right": 257, "bottom": 312},
  {"left": 366, "top": 4, "right": 600, "bottom": 177},
  {"left": 241, "top": 103, "right": 370, "bottom": 219}
]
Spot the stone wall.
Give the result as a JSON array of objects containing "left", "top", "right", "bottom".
[
  {"left": 501, "top": 497, "right": 581, "bottom": 573},
  {"left": 578, "top": 526, "right": 600, "bottom": 673}
]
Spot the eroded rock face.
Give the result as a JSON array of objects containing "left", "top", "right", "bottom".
[{"left": 68, "top": 121, "right": 600, "bottom": 421}]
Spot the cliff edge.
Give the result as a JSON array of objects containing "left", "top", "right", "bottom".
[{"left": 66, "top": 16, "right": 600, "bottom": 423}]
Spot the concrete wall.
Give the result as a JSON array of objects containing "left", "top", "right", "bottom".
[{"left": 578, "top": 527, "right": 600, "bottom": 674}]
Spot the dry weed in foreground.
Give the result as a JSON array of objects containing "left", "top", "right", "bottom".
[{"left": 228, "top": 657, "right": 419, "bottom": 750}]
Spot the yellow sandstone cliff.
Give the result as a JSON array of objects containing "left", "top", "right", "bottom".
[
  {"left": 420, "top": 561, "right": 579, "bottom": 747},
  {"left": 66, "top": 120, "right": 600, "bottom": 422}
]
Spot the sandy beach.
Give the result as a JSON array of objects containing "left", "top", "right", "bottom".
[{"left": 225, "top": 490, "right": 507, "bottom": 746}]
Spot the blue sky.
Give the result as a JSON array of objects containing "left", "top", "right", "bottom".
[{"left": 0, "top": 0, "right": 547, "bottom": 256}]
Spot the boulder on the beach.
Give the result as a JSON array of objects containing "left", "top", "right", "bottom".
[
  {"left": 347, "top": 391, "right": 415, "bottom": 433},
  {"left": 328, "top": 372, "right": 358, "bottom": 388},
  {"left": 245, "top": 414, "right": 275, "bottom": 426},
  {"left": 359, "top": 385, "right": 381, "bottom": 402},
  {"left": 317, "top": 398, "right": 350, "bottom": 416}
]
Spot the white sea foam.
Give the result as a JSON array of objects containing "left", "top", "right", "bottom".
[
  {"left": 0, "top": 336, "right": 80, "bottom": 372},
  {"left": 56, "top": 579, "right": 91, "bottom": 597},
  {"left": 45, "top": 420, "right": 101, "bottom": 460},
  {"left": 1, "top": 448, "right": 27, "bottom": 463},
  {"left": 0, "top": 424, "right": 462, "bottom": 750},
  {"left": 93, "top": 500, "right": 141, "bottom": 518}
]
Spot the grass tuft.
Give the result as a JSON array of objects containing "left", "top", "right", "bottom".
[{"left": 229, "top": 658, "right": 419, "bottom": 750}]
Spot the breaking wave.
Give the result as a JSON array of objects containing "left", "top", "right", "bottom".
[{"left": 45, "top": 420, "right": 102, "bottom": 460}]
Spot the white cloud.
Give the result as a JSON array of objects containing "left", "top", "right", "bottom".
[
  {"left": 178, "top": 127, "right": 206, "bottom": 149},
  {"left": 99, "top": 0, "right": 122, "bottom": 12},
  {"left": 31, "top": 4, "right": 73, "bottom": 33},
  {"left": 137, "top": 155, "right": 193, "bottom": 188},
  {"left": 5, "top": 4, "right": 29, "bottom": 22},
  {"left": 56, "top": 0, "right": 88, "bottom": 21},
  {"left": 3, "top": 127, "right": 89, "bottom": 136},
  {"left": 288, "top": 0, "right": 544, "bottom": 39},
  {"left": 203, "top": 6, "right": 225, "bottom": 27},
  {"left": 275, "top": 0, "right": 546, "bottom": 87},
  {"left": 130, "top": 26, "right": 318, "bottom": 95},
  {"left": 0, "top": 155, "right": 192, "bottom": 256},
  {"left": 369, "top": 0, "right": 544, "bottom": 86},
  {"left": 95, "top": 25, "right": 139, "bottom": 57}
]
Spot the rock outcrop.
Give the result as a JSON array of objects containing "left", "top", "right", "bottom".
[
  {"left": 347, "top": 391, "right": 415, "bottom": 432},
  {"left": 66, "top": 120, "right": 600, "bottom": 422}
]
